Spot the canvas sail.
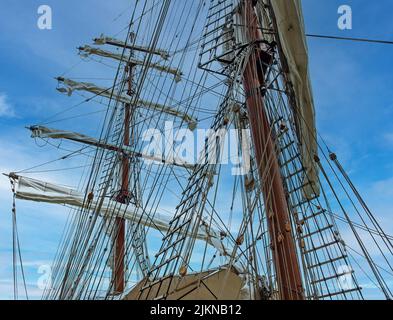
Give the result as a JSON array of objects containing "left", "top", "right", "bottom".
[{"left": 270, "top": 0, "right": 320, "bottom": 198}]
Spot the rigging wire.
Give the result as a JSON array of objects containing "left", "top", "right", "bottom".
[
  {"left": 10, "top": 180, "right": 29, "bottom": 300},
  {"left": 14, "top": 146, "right": 91, "bottom": 174},
  {"left": 306, "top": 34, "right": 393, "bottom": 46}
]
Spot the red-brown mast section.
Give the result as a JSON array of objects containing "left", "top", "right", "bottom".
[
  {"left": 242, "top": 0, "right": 304, "bottom": 300},
  {"left": 113, "top": 63, "right": 134, "bottom": 294}
]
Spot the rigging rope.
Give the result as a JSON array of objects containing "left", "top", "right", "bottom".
[
  {"left": 10, "top": 178, "right": 29, "bottom": 300},
  {"left": 306, "top": 34, "right": 393, "bottom": 46}
]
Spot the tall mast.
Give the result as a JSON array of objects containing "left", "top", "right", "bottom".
[
  {"left": 242, "top": 0, "right": 304, "bottom": 300},
  {"left": 113, "top": 35, "right": 135, "bottom": 295}
]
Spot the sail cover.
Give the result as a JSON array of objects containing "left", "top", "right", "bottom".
[{"left": 269, "top": 0, "right": 320, "bottom": 198}]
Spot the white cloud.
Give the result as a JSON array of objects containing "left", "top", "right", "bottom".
[
  {"left": 384, "top": 133, "right": 393, "bottom": 145},
  {"left": 371, "top": 176, "right": 393, "bottom": 199},
  {"left": 0, "top": 279, "right": 44, "bottom": 300},
  {"left": 0, "top": 93, "right": 15, "bottom": 118}
]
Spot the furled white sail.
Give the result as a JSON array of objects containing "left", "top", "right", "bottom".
[
  {"left": 29, "top": 125, "right": 195, "bottom": 169},
  {"left": 269, "top": 0, "right": 320, "bottom": 198},
  {"left": 10, "top": 174, "right": 232, "bottom": 259},
  {"left": 56, "top": 77, "right": 197, "bottom": 130},
  {"left": 93, "top": 34, "right": 170, "bottom": 60},
  {"left": 78, "top": 45, "right": 182, "bottom": 82}
]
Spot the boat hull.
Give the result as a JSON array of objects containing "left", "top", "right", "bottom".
[{"left": 124, "top": 268, "right": 243, "bottom": 300}]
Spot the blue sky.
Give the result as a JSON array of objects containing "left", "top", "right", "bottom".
[{"left": 0, "top": 0, "right": 392, "bottom": 299}]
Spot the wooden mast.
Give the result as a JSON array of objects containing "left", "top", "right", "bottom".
[
  {"left": 242, "top": 0, "right": 304, "bottom": 300},
  {"left": 113, "top": 60, "right": 134, "bottom": 294}
]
